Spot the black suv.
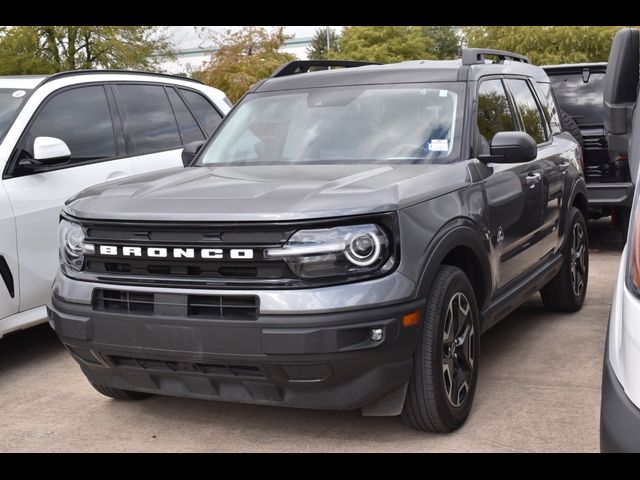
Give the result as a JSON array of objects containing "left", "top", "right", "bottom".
[
  {"left": 48, "top": 50, "right": 588, "bottom": 432},
  {"left": 545, "top": 62, "right": 633, "bottom": 238}
]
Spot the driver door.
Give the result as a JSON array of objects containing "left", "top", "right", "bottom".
[{"left": 476, "top": 78, "right": 545, "bottom": 290}]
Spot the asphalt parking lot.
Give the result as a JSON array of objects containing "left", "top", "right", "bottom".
[{"left": 0, "top": 220, "right": 623, "bottom": 452}]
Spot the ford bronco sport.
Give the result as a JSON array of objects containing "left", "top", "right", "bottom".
[{"left": 48, "top": 51, "right": 588, "bottom": 432}]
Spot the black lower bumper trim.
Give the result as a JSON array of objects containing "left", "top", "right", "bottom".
[
  {"left": 600, "top": 354, "right": 640, "bottom": 452},
  {"left": 48, "top": 295, "right": 423, "bottom": 411}
]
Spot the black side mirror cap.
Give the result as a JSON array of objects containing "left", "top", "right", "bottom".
[
  {"left": 480, "top": 131, "right": 537, "bottom": 164},
  {"left": 181, "top": 140, "right": 206, "bottom": 167}
]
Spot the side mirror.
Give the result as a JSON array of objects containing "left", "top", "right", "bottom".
[
  {"left": 32, "top": 137, "right": 71, "bottom": 165},
  {"left": 182, "top": 140, "right": 206, "bottom": 167},
  {"left": 480, "top": 131, "right": 537, "bottom": 164}
]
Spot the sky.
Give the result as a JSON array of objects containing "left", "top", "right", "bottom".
[{"left": 167, "top": 26, "right": 342, "bottom": 50}]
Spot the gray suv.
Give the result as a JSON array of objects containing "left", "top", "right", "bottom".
[{"left": 48, "top": 51, "right": 588, "bottom": 432}]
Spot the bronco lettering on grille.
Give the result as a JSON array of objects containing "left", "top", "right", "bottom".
[{"left": 97, "top": 245, "right": 254, "bottom": 260}]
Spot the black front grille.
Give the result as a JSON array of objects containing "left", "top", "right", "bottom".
[
  {"left": 92, "top": 289, "right": 259, "bottom": 320},
  {"left": 109, "top": 355, "right": 265, "bottom": 378},
  {"left": 82, "top": 222, "right": 296, "bottom": 287}
]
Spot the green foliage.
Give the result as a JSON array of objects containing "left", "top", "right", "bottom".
[
  {"left": 337, "top": 26, "right": 434, "bottom": 63},
  {"left": 477, "top": 91, "right": 514, "bottom": 141},
  {"left": 423, "top": 26, "right": 461, "bottom": 59},
  {"left": 0, "top": 26, "right": 173, "bottom": 75},
  {"left": 194, "top": 27, "right": 295, "bottom": 103},
  {"left": 307, "top": 27, "right": 341, "bottom": 60},
  {"left": 463, "top": 26, "right": 629, "bottom": 64}
]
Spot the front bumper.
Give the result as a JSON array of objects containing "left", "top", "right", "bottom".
[
  {"left": 586, "top": 182, "right": 634, "bottom": 207},
  {"left": 600, "top": 347, "right": 640, "bottom": 452},
  {"left": 48, "top": 280, "right": 423, "bottom": 411}
]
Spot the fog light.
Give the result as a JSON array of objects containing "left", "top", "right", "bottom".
[{"left": 370, "top": 328, "right": 383, "bottom": 342}]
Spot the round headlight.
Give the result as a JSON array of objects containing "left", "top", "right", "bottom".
[
  {"left": 346, "top": 232, "right": 381, "bottom": 266},
  {"left": 65, "top": 227, "right": 86, "bottom": 257}
]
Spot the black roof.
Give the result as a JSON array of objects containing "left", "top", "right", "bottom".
[{"left": 255, "top": 57, "right": 550, "bottom": 93}]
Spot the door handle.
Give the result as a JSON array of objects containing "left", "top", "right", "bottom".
[
  {"left": 106, "top": 171, "right": 128, "bottom": 182},
  {"left": 526, "top": 172, "right": 542, "bottom": 189},
  {"left": 559, "top": 160, "right": 571, "bottom": 174}
]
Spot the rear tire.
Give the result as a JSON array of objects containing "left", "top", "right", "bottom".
[
  {"left": 540, "top": 207, "right": 589, "bottom": 312},
  {"left": 91, "top": 383, "right": 151, "bottom": 400},
  {"left": 561, "top": 110, "right": 583, "bottom": 146},
  {"left": 402, "top": 265, "right": 480, "bottom": 432}
]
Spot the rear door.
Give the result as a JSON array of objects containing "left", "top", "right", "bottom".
[
  {"left": 113, "top": 84, "right": 223, "bottom": 174},
  {"left": 2, "top": 84, "right": 134, "bottom": 313}
]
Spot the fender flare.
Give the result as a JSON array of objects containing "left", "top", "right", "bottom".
[{"left": 415, "top": 218, "right": 492, "bottom": 309}]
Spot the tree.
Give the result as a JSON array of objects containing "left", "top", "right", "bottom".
[
  {"left": 463, "top": 26, "right": 628, "bottom": 64},
  {"left": 337, "top": 26, "right": 434, "bottom": 63},
  {"left": 423, "top": 26, "right": 461, "bottom": 59},
  {"left": 307, "top": 27, "right": 341, "bottom": 60},
  {"left": 194, "top": 27, "right": 296, "bottom": 103},
  {"left": 0, "top": 26, "right": 173, "bottom": 75}
]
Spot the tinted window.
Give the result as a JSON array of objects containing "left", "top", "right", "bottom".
[
  {"left": 166, "top": 88, "right": 205, "bottom": 144},
  {"left": 0, "top": 88, "right": 30, "bottom": 142},
  {"left": 25, "top": 86, "right": 116, "bottom": 162},
  {"left": 117, "top": 84, "right": 181, "bottom": 155},
  {"left": 477, "top": 79, "right": 516, "bottom": 145},
  {"left": 535, "top": 83, "right": 562, "bottom": 135},
  {"left": 548, "top": 71, "right": 605, "bottom": 126},
  {"left": 180, "top": 89, "right": 222, "bottom": 135},
  {"left": 506, "top": 79, "right": 547, "bottom": 143}
]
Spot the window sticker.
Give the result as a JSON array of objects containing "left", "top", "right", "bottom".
[
  {"left": 12, "top": 90, "right": 26, "bottom": 98},
  {"left": 428, "top": 139, "right": 449, "bottom": 151},
  {"left": 439, "top": 89, "right": 448, "bottom": 97}
]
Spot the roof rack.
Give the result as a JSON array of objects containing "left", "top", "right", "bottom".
[
  {"left": 40, "top": 69, "right": 203, "bottom": 85},
  {"left": 461, "top": 48, "right": 530, "bottom": 66},
  {"left": 270, "top": 60, "right": 380, "bottom": 78}
]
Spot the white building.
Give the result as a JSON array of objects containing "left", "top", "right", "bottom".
[{"left": 156, "top": 36, "right": 313, "bottom": 75}]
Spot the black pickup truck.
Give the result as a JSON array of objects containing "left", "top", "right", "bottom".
[{"left": 545, "top": 63, "right": 633, "bottom": 239}]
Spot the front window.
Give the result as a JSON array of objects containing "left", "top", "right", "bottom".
[
  {"left": 197, "top": 83, "right": 464, "bottom": 166},
  {"left": 0, "top": 88, "right": 30, "bottom": 142}
]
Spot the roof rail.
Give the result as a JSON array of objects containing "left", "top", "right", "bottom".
[
  {"left": 41, "top": 69, "right": 204, "bottom": 85},
  {"left": 270, "top": 60, "right": 380, "bottom": 78},
  {"left": 461, "top": 48, "right": 530, "bottom": 66}
]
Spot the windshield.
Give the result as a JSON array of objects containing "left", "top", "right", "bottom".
[
  {"left": 197, "top": 83, "right": 464, "bottom": 166},
  {"left": 548, "top": 70, "right": 605, "bottom": 127},
  {"left": 0, "top": 88, "right": 30, "bottom": 142}
]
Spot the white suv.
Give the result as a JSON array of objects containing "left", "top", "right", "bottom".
[{"left": 0, "top": 70, "right": 231, "bottom": 338}]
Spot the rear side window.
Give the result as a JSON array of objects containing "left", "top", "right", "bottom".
[
  {"left": 179, "top": 89, "right": 222, "bottom": 136},
  {"left": 116, "top": 84, "right": 182, "bottom": 155},
  {"left": 506, "top": 79, "right": 548, "bottom": 144},
  {"left": 548, "top": 70, "right": 605, "bottom": 127},
  {"left": 166, "top": 88, "right": 205, "bottom": 144},
  {"left": 535, "top": 83, "right": 562, "bottom": 135},
  {"left": 23, "top": 85, "right": 116, "bottom": 163},
  {"left": 477, "top": 79, "right": 517, "bottom": 144}
]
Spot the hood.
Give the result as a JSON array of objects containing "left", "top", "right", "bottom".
[{"left": 65, "top": 163, "right": 473, "bottom": 222}]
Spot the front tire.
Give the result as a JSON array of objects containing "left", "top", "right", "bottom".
[
  {"left": 402, "top": 265, "right": 480, "bottom": 432},
  {"left": 91, "top": 383, "right": 151, "bottom": 400},
  {"left": 540, "top": 207, "right": 589, "bottom": 312}
]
